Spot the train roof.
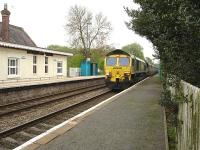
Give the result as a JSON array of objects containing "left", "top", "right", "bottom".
[
  {"left": 134, "top": 56, "right": 146, "bottom": 63},
  {"left": 106, "top": 49, "right": 146, "bottom": 63},
  {"left": 106, "top": 49, "right": 130, "bottom": 56}
]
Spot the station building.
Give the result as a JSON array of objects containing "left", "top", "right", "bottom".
[{"left": 0, "top": 4, "right": 73, "bottom": 81}]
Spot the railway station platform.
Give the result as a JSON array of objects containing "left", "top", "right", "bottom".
[
  {"left": 0, "top": 76, "right": 103, "bottom": 90},
  {"left": 0, "top": 75, "right": 105, "bottom": 107},
  {"left": 17, "top": 76, "right": 167, "bottom": 150}
]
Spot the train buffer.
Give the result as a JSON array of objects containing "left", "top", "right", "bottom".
[{"left": 21, "top": 76, "right": 167, "bottom": 150}]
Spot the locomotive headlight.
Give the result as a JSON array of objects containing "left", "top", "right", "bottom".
[
  {"left": 106, "top": 72, "right": 111, "bottom": 77},
  {"left": 124, "top": 72, "right": 130, "bottom": 76}
]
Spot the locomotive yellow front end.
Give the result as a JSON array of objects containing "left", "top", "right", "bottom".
[{"left": 104, "top": 50, "right": 132, "bottom": 90}]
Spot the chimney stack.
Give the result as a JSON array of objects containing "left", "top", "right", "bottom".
[{"left": 1, "top": 4, "right": 10, "bottom": 42}]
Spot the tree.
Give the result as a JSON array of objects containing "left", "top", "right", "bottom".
[
  {"left": 122, "top": 43, "right": 145, "bottom": 60},
  {"left": 102, "top": 44, "right": 116, "bottom": 53},
  {"left": 125, "top": 3, "right": 200, "bottom": 148},
  {"left": 145, "top": 57, "right": 154, "bottom": 65},
  {"left": 47, "top": 45, "right": 83, "bottom": 68},
  {"left": 47, "top": 45, "right": 77, "bottom": 54},
  {"left": 90, "top": 50, "right": 103, "bottom": 72},
  {"left": 68, "top": 53, "right": 84, "bottom": 68},
  {"left": 66, "top": 5, "right": 112, "bottom": 59},
  {"left": 125, "top": 0, "right": 200, "bottom": 87},
  {"left": 47, "top": 45, "right": 106, "bottom": 69}
]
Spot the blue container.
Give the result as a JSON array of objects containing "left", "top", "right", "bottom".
[
  {"left": 91, "top": 63, "right": 98, "bottom": 75},
  {"left": 80, "top": 60, "right": 91, "bottom": 76}
]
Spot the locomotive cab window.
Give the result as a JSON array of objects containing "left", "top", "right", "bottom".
[
  {"left": 106, "top": 57, "right": 117, "bottom": 66},
  {"left": 119, "top": 57, "right": 129, "bottom": 66}
]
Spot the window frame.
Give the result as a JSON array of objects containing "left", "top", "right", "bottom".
[
  {"left": 8, "top": 57, "right": 19, "bottom": 77},
  {"left": 33, "top": 55, "right": 37, "bottom": 74},
  {"left": 45, "top": 56, "right": 48, "bottom": 74},
  {"left": 57, "top": 61, "right": 63, "bottom": 75}
]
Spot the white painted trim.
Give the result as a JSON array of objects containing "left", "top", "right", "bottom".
[
  {"left": 7, "top": 75, "right": 20, "bottom": 78},
  {"left": 57, "top": 61, "right": 63, "bottom": 75},
  {"left": 7, "top": 57, "right": 20, "bottom": 77},
  {"left": 56, "top": 74, "right": 63, "bottom": 76},
  {"left": 0, "top": 41, "right": 73, "bottom": 56},
  {"left": 14, "top": 77, "right": 149, "bottom": 150}
]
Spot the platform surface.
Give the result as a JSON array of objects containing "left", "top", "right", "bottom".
[
  {"left": 38, "top": 77, "right": 166, "bottom": 150},
  {"left": 0, "top": 76, "right": 103, "bottom": 90}
]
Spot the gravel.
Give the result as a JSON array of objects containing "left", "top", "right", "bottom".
[{"left": 0, "top": 87, "right": 110, "bottom": 132}]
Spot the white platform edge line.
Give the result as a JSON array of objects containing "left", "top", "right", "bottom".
[{"left": 14, "top": 77, "right": 149, "bottom": 150}]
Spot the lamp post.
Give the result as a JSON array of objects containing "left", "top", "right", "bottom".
[
  {"left": 86, "top": 22, "right": 92, "bottom": 60},
  {"left": 83, "top": 22, "right": 91, "bottom": 76}
]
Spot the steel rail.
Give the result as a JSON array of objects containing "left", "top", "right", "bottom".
[
  {"left": 0, "top": 84, "right": 106, "bottom": 117},
  {"left": 0, "top": 83, "right": 105, "bottom": 108},
  {"left": 0, "top": 89, "right": 112, "bottom": 138}
]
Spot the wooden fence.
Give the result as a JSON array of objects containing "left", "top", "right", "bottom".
[{"left": 170, "top": 81, "right": 200, "bottom": 150}]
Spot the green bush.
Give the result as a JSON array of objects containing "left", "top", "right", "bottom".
[{"left": 68, "top": 53, "right": 84, "bottom": 68}]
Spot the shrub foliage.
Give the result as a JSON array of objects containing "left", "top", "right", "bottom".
[{"left": 125, "top": 0, "right": 200, "bottom": 87}]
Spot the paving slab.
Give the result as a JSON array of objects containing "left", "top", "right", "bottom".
[{"left": 38, "top": 76, "right": 166, "bottom": 150}]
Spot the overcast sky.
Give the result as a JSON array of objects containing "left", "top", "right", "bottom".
[{"left": 0, "top": 0, "right": 155, "bottom": 59}]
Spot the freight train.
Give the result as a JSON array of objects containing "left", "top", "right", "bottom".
[{"left": 104, "top": 49, "right": 157, "bottom": 90}]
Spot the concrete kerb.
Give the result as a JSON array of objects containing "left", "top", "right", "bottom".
[{"left": 14, "top": 77, "right": 150, "bottom": 150}]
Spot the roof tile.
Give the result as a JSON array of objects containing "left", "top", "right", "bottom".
[{"left": 0, "top": 23, "right": 37, "bottom": 47}]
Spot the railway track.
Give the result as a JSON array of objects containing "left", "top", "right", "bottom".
[
  {"left": 0, "top": 83, "right": 106, "bottom": 117},
  {"left": 0, "top": 84, "right": 115, "bottom": 150}
]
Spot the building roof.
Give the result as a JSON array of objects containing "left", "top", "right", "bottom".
[
  {"left": 0, "top": 41, "right": 73, "bottom": 56},
  {"left": 0, "top": 22, "right": 37, "bottom": 47}
]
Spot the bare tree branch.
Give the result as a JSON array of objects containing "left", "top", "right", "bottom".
[{"left": 66, "top": 5, "right": 112, "bottom": 58}]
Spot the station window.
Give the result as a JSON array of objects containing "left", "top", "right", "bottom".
[
  {"left": 45, "top": 57, "right": 48, "bottom": 73},
  {"left": 8, "top": 58, "right": 19, "bottom": 75},
  {"left": 57, "top": 61, "right": 63, "bottom": 74},
  {"left": 33, "top": 56, "right": 37, "bottom": 74}
]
